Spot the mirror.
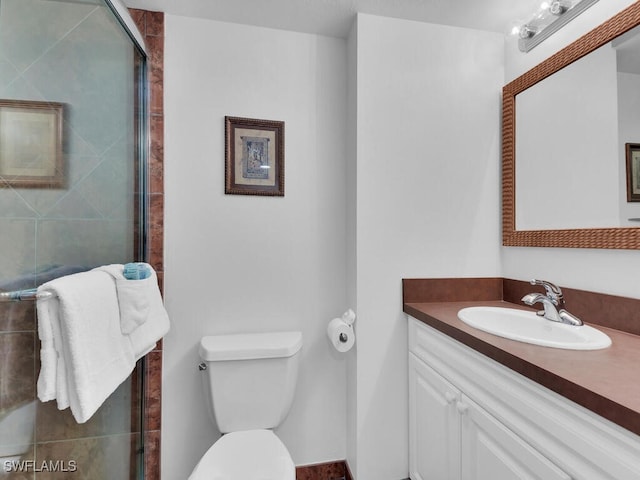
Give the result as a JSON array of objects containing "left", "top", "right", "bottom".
[{"left": 503, "top": 1, "right": 640, "bottom": 249}]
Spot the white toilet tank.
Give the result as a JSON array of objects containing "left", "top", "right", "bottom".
[{"left": 199, "top": 331, "right": 302, "bottom": 433}]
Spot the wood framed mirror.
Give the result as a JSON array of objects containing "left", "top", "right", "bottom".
[{"left": 502, "top": 1, "right": 640, "bottom": 249}]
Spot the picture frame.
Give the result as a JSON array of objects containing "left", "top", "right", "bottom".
[
  {"left": 225, "top": 116, "right": 284, "bottom": 196},
  {"left": 0, "top": 99, "right": 64, "bottom": 188},
  {"left": 626, "top": 143, "right": 640, "bottom": 202}
]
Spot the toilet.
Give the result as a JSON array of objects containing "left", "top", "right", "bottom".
[{"left": 189, "top": 331, "right": 303, "bottom": 480}]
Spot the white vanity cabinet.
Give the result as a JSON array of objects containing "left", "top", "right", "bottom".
[
  {"left": 408, "top": 317, "right": 640, "bottom": 480},
  {"left": 459, "top": 391, "right": 570, "bottom": 480},
  {"left": 410, "top": 354, "right": 569, "bottom": 480},
  {"left": 409, "top": 353, "right": 461, "bottom": 479}
]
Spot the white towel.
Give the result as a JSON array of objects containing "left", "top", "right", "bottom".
[
  {"left": 95, "top": 264, "right": 150, "bottom": 334},
  {"left": 36, "top": 270, "right": 136, "bottom": 423},
  {"left": 94, "top": 263, "right": 170, "bottom": 359},
  {"left": 36, "top": 296, "right": 65, "bottom": 405}
]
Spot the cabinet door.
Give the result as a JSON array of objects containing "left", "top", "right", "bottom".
[
  {"left": 459, "top": 394, "right": 571, "bottom": 480},
  {"left": 409, "top": 353, "right": 461, "bottom": 480}
]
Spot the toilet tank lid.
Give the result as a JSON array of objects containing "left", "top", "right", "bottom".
[{"left": 199, "top": 331, "right": 303, "bottom": 361}]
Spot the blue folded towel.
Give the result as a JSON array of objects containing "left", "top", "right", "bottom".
[
  {"left": 123, "top": 263, "right": 151, "bottom": 280},
  {"left": 10, "top": 288, "right": 37, "bottom": 300}
]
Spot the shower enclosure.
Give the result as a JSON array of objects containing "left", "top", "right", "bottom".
[{"left": 0, "top": 0, "right": 148, "bottom": 477}]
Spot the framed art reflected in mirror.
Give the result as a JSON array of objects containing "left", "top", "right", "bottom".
[
  {"left": 0, "top": 99, "right": 64, "bottom": 188},
  {"left": 626, "top": 143, "right": 640, "bottom": 202}
]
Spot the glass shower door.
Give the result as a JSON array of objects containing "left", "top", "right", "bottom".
[{"left": 0, "top": 0, "right": 147, "bottom": 477}]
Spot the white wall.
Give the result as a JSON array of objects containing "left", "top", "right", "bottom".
[
  {"left": 348, "top": 14, "right": 503, "bottom": 479},
  {"left": 502, "top": 0, "right": 640, "bottom": 299},
  {"left": 163, "top": 15, "right": 348, "bottom": 479}
]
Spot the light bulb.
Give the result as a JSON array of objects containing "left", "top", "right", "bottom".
[
  {"left": 518, "top": 25, "right": 537, "bottom": 39},
  {"left": 550, "top": 1, "right": 568, "bottom": 15}
]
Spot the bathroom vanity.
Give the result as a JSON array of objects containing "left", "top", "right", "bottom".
[
  {"left": 402, "top": 5, "right": 640, "bottom": 479},
  {"left": 404, "top": 278, "right": 640, "bottom": 480}
]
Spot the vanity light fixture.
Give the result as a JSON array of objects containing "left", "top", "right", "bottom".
[{"left": 516, "top": 0, "right": 600, "bottom": 52}]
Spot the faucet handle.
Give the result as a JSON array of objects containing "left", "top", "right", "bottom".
[{"left": 530, "top": 279, "right": 564, "bottom": 305}]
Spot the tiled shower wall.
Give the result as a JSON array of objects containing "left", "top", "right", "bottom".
[
  {"left": 129, "top": 8, "right": 165, "bottom": 480},
  {"left": 0, "top": 1, "right": 137, "bottom": 275}
]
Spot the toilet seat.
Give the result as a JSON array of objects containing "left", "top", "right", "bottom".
[{"left": 188, "top": 429, "right": 295, "bottom": 480}]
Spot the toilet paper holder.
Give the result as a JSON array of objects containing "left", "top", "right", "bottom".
[
  {"left": 327, "top": 309, "right": 356, "bottom": 353},
  {"left": 339, "top": 309, "right": 356, "bottom": 343}
]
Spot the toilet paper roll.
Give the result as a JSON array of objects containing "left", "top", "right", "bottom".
[{"left": 327, "top": 317, "right": 355, "bottom": 353}]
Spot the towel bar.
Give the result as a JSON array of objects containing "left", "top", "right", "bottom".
[{"left": 0, "top": 289, "right": 54, "bottom": 302}]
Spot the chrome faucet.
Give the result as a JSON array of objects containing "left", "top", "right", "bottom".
[{"left": 521, "top": 279, "right": 583, "bottom": 326}]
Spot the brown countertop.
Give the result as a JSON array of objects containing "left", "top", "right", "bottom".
[
  {"left": 403, "top": 280, "right": 640, "bottom": 438},
  {"left": 403, "top": 278, "right": 640, "bottom": 435}
]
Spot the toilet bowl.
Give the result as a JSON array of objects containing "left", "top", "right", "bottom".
[
  {"left": 0, "top": 401, "right": 36, "bottom": 477},
  {"left": 189, "top": 331, "right": 302, "bottom": 479},
  {"left": 189, "top": 430, "right": 295, "bottom": 479}
]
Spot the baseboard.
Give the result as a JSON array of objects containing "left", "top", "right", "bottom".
[
  {"left": 296, "top": 459, "right": 404, "bottom": 480},
  {"left": 296, "top": 460, "right": 350, "bottom": 480},
  {"left": 344, "top": 460, "right": 354, "bottom": 480}
]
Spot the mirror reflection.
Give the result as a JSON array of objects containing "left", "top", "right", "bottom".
[{"left": 515, "top": 24, "right": 640, "bottom": 231}]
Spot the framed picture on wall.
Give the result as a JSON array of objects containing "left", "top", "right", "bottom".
[
  {"left": 0, "top": 99, "right": 64, "bottom": 188},
  {"left": 626, "top": 143, "right": 640, "bottom": 202},
  {"left": 225, "top": 116, "right": 284, "bottom": 196}
]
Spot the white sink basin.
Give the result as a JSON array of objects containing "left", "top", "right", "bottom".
[{"left": 457, "top": 306, "right": 611, "bottom": 350}]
